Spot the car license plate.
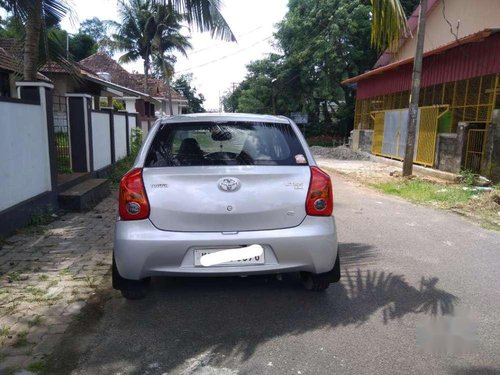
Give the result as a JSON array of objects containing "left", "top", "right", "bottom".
[{"left": 194, "top": 248, "right": 265, "bottom": 266}]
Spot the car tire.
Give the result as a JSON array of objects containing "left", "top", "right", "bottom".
[
  {"left": 120, "top": 287, "right": 147, "bottom": 300},
  {"left": 301, "top": 251, "right": 341, "bottom": 291},
  {"left": 112, "top": 255, "right": 149, "bottom": 300}
]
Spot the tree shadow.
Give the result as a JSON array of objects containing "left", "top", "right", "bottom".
[
  {"left": 340, "top": 242, "right": 379, "bottom": 267},
  {"left": 53, "top": 243, "right": 458, "bottom": 374}
]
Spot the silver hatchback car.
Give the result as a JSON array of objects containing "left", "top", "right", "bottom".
[{"left": 113, "top": 113, "right": 340, "bottom": 299}]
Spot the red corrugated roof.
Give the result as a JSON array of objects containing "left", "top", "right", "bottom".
[
  {"left": 356, "top": 33, "right": 500, "bottom": 100},
  {"left": 344, "top": 29, "right": 496, "bottom": 84},
  {"left": 343, "top": 30, "right": 500, "bottom": 100}
]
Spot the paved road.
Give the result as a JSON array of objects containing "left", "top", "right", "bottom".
[{"left": 48, "top": 172, "right": 500, "bottom": 375}]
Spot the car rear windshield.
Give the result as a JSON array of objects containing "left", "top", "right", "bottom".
[{"left": 145, "top": 121, "right": 308, "bottom": 167}]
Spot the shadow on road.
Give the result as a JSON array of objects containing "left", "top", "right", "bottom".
[{"left": 47, "top": 243, "right": 458, "bottom": 374}]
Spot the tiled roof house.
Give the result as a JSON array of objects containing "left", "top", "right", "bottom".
[{"left": 79, "top": 52, "right": 187, "bottom": 115}]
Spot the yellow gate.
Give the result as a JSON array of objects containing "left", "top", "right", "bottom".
[
  {"left": 370, "top": 106, "right": 448, "bottom": 167},
  {"left": 465, "top": 129, "right": 487, "bottom": 173},
  {"left": 415, "top": 106, "right": 439, "bottom": 166},
  {"left": 371, "top": 112, "right": 385, "bottom": 155}
]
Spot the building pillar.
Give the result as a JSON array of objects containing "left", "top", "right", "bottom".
[
  {"left": 481, "top": 110, "right": 500, "bottom": 179},
  {"left": 119, "top": 110, "right": 131, "bottom": 155},
  {"left": 66, "top": 94, "right": 93, "bottom": 173},
  {"left": 102, "top": 108, "right": 116, "bottom": 164},
  {"left": 123, "top": 97, "right": 139, "bottom": 113}
]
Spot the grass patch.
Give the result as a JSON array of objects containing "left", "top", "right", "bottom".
[
  {"left": 39, "top": 274, "right": 49, "bottom": 281},
  {"left": 25, "top": 287, "right": 46, "bottom": 297},
  {"left": 27, "top": 315, "right": 43, "bottom": 327},
  {"left": 7, "top": 272, "right": 22, "bottom": 282},
  {"left": 58, "top": 268, "right": 71, "bottom": 277},
  {"left": 0, "top": 326, "right": 10, "bottom": 337},
  {"left": 12, "top": 331, "right": 29, "bottom": 348},
  {"left": 27, "top": 359, "right": 47, "bottom": 373},
  {"left": 372, "top": 179, "right": 476, "bottom": 207},
  {"left": 372, "top": 178, "right": 500, "bottom": 230},
  {"left": 108, "top": 155, "right": 136, "bottom": 188},
  {"left": 108, "top": 127, "right": 142, "bottom": 188},
  {"left": 84, "top": 276, "right": 98, "bottom": 289}
]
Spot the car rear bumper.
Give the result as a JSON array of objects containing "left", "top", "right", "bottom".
[{"left": 114, "top": 216, "right": 338, "bottom": 280}]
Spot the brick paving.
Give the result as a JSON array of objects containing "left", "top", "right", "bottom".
[{"left": 0, "top": 195, "right": 116, "bottom": 373}]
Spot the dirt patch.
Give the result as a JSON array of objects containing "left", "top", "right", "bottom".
[
  {"left": 310, "top": 146, "right": 371, "bottom": 161},
  {"left": 456, "top": 191, "right": 500, "bottom": 230}
]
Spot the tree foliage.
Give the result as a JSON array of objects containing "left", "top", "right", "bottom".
[
  {"left": 69, "top": 32, "right": 98, "bottom": 61},
  {"left": 79, "top": 17, "right": 115, "bottom": 54},
  {"left": 370, "top": 0, "right": 409, "bottom": 51},
  {"left": 225, "top": 0, "right": 379, "bottom": 137},
  {"left": 173, "top": 73, "right": 205, "bottom": 113},
  {"left": 0, "top": 0, "right": 71, "bottom": 80}
]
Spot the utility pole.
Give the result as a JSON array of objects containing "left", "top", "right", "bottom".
[
  {"left": 271, "top": 78, "right": 277, "bottom": 115},
  {"left": 403, "top": 0, "right": 428, "bottom": 176},
  {"left": 230, "top": 82, "right": 238, "bottom": 112}
]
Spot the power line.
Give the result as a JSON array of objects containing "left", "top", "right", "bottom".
[
  {"left": 177, "top": 35, "right": 274, "bottom": 73},
  {"left": 187, "top": 25, "right": 266, "bottom": 56}
]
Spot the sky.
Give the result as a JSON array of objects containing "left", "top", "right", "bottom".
[{"left": 60, "top": 0, "right": 289, "bottom": 110}]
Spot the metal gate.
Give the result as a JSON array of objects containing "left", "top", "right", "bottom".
[
  {"left": 53, "top": 95, "right": 72, "bottom": 173},
  {"left": 371, "top": 105, "right": 448, "bottom": 167},
  {"left": 465, "top": 129, "right": 487, "bottom": 173}
]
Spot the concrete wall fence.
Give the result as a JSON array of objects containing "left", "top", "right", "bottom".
[
  {"left": 128, "top": 115, "right": 137, "bottom": 144},
  {"left": 1, "top": 83, "right": 141, "bottom": 236},
  {"left": 0, "top": 100, "right": 51, "bottom": 211},
  {"left": 113, "top": 113, "right": 127, "bottom": 161},
  {"left": 0, "top": 82, "right": 58, "bottom": 236},
  {"left": 91, "top": 111, "right": 112, "bottom": 170},
  {"left": 87, "top": 109, "right": 138, "bottom": 173}
]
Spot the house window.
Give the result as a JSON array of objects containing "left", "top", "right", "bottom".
[{"left": 0, "top": 72, "right": 10, "bottom": 97}]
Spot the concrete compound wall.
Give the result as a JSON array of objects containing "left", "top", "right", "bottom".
[
  {"left": 484, "top": 110, "right": 500, "bottom": 183},
  {"left": 351, "top": 129, "right": 374, "bottom": 152},
  {"left": 91, "top": 112, "right": 112, "bottom": 170},
  {"left": 359, "top": 130, "right": 374, "bottom": 152},
  {"left": 490, "top": 124, "right": 500, "bottom": 183},
  {"left": 128, "top": 115, "right": 137, "bottom": 144},
  {"left": 435, "top": 134, "right": 461, "bottom": 173},
  {"left": 113, "top": 113, "right": 127, "bottom": 161},
  {"left": 0, "top": 100, "right": 52, "bottom": 211}
]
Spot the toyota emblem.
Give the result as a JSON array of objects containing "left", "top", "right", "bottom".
[{"left": 218, "top": 177, "right": 241, "bottom": 192}]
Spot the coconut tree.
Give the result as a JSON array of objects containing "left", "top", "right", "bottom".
[
  {"left": 152, "top": 4, "right": 191, "bottom": 115},
  {"left": 154, "top": 0, "right": 235, "bottom": 42},
  {"left": 370, "top": 0, "right": 427, "bottom": 176},
  {"left": 113, "top": 0, "right": 234, "bottom": 94},
  {"left": 113, "top": 0, "right": 158, "bottom": 92},
  {"left": 0, "top": 0, "right": 71, "bottom": 80},
  {"left": 0, "top": 0, "right": 234, "bottom": 82}
]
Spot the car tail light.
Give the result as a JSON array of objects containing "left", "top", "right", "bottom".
[
  {"left": 119, "top": 168, "right": 150, "bottom": 220},
  {"left": 306, "top": 167, "right": 333, "bottom": 216}
]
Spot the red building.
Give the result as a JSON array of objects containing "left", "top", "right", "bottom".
[{"left": 344, "top": 0, "right": 500, "bottom": 178}]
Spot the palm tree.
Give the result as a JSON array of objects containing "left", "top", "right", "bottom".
[
  {"left": 152, "top": 4, "right": 191, "bottom": 115},
  {"left": 113, "top": 0, "right": 157, "bottom": 92},
  {"left": 113, "top": 0, "right": 234, "bottom": 94},
  {"left": 1, "top": 0, "right": 234, "bottom": 82},
  {"left": 154, "top": 0, "right": 235, "bottom": 42},
  {"left": 0, "top": 0, "right": 71, "bottom": 80},
  {"left": 370, "top": 0, "right": 427, "bottom": 177}
]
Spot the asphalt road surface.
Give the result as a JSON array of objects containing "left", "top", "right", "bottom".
[{"left": 48, "top": 173, "right": 500, "bottom": 375}]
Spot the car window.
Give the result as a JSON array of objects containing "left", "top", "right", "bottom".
[{"left": 145, "top": 121, "right": 308, "bottom": 167}]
